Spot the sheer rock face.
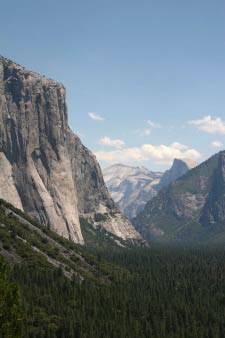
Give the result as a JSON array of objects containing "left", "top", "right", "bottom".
[
  {"left": 200, "top": 152, "right": 225, "bottom": 226},
  {"left": 0, "top": 57, "right": 141, "bottom": 244},
  {"left": 67, "top": 131, "right": 115, "bottom": 215},
  {"left": 0, "top": 152, "right": 23, "bottom": 210},
  {"left": 158, "top": 158, "right": 195, "bottom": 190}
]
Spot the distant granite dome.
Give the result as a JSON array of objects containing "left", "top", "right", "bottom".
[
  {"left": 159, "top": 158, "right": 196, "bottom": 189},
  {"left": 133, "top": 151, "right": 225, "bottom": 243},
  {"left": 0, "top": 56, "right": 142, "bottom": 244}
]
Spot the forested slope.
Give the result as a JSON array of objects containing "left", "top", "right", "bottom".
[{"left": 1, "top": 198, "right": 225, "bottom": 337}]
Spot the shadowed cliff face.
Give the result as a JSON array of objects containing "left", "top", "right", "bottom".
[
  {"left": 200, "top": 152, "right": 225, "bottom": 227},
  {"left": 0, "top": 57, "right": 141, "bottom": 244},
  {"left": 159, "top": 159, "right": 194, "bottom": 190}
]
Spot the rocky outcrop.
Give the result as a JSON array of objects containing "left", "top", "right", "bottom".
[
  {"left": 200, "top": 152, "right": 225, "bottom": 227},
  {"left": 0, "top": 56, "right": 141, "bottom": 244},
  {"left": 0, "top": 152, "right": 23, "bottom": 210},
  {"left": 68, "top": 132, "right": 115, "bottom": 215}
]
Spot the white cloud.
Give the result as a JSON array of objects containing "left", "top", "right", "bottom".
[
  {"left": 95, "top": 142, "right": 201, "bottom": 166},
  {"left": 135, "top": 120, "right": 161, "bottom": 137},
  {"left": 147, "top": 120, "right": 161, "bottom": 128},
  {"left": 211, "top": 141, "right": 223, "bottom": 148},
  {"left": 170, "top": 142, "right": 188, "bottom": 150},
  {"left": 189, "top": 115, "right": 225, "bottom": 134},
  {"left": 88, "top": 112, "right": 105, "bottom": 121},
  {"left": 99, "top": 137, "right": 125, "bottom": 149}
]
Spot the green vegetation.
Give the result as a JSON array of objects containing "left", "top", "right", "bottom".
[
  {"left": 1, "top": 199, "right": 225, "bottom": 337},
  {"left": 80, "top": 217, "right": 127, "bottom": 249},
  {"left": 0, "top": 256, "right": 23, "bottom": 338},
  {"left": 0, "top": 199, "right": 124, "bottom": 284},
  {"left": 94, "top": 213, "right": 108, "bottom": 223},
  {"left": 2, "top": 245, "right": 225, "bottom": 338},
  {"left": 171, "top": 153, "right": 219, "bottom": 195}
]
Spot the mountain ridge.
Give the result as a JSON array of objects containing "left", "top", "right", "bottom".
[
  {"left": 103, "top": 164, "right": 163, "bottom": 219},
  {"left": 103, "top": 158, "right": 193, "bottom": 219},
  {"left": 133, "top": 151, "right": 225, "bottom": 242}
]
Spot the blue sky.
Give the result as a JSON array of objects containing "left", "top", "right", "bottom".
[{"left": 1, "top": 0, "right": 225, "bottom": 170}]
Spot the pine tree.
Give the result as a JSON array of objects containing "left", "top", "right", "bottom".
[{"left": 0, "top": 256, "right": 23, "bottom": 338}]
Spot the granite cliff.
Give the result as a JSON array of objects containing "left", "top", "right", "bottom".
[
  {"left": 200, "top": 151, "right": 225, "bottom": 227},
  {"left": 159, "top": 158, "right": 195, "bottom": 190},
  {"left": 0, "top": 56, "right": 141, "bottom": 244}
]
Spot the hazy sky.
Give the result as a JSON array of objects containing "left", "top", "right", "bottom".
[{"left": 1, "top": 0, "right": 225, "bottom": 170}]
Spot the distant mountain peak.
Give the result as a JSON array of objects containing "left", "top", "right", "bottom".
[
  {"left": 158, "top": 158, "right": 193, "bottom": 190},
  {"left": 175, "top": 158, "right": 197, "bottom": 169},
  {"left": 133, "top": 151, "right": 225, "bottom": 243},
  {"left": 103, "top": 159, "right": 193, "bottom": 220},
  {"left": 103, "top": 164, "right": 163, "bottom": 219}
]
